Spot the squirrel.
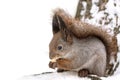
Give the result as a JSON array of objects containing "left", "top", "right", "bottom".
[{"left": 49, "top": 8, "right": 118, "bottom": 77}]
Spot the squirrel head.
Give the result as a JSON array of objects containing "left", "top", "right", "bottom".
[{"left": 49, "top": 14, "right": 73, "bottom": 59}]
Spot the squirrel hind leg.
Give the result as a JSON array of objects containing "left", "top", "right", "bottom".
[{"left": 78, "top": 69, "right": 89, "bottom": 77}]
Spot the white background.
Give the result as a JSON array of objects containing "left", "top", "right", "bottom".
[{"left": 0, "top": 0, "right": 78, "bottom": 80}]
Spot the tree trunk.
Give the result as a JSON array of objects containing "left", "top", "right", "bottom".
[
  {"left": 75, "top": 0, "right": 120, "bottom": 76},
  {"left": 75, "top": 0, "right": 120, "bottom": 35}
]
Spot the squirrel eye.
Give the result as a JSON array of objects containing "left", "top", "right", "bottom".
[{"left": 57, "top": 45, "right": 63, "bottom": 50}]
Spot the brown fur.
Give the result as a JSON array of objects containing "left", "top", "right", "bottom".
[
  {"left": 56, "top": 58, "right": 72, "bottom": 70},
  {"left": 49, "top": 8, "right": 118, "bottom": 77},
  {"left": 53, "top": 8, "right": 118, "bottom": 67},
  {"left": 49, "top": 32, "right": 106, "bottom": 76}
]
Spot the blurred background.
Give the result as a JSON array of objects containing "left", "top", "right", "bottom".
[{"left": 0, "top": 0, "right": 78, "bottom": 80}]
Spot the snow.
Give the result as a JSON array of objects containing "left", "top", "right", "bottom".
[
  {"left": 18, "top": 51, "right": 120, "bottom": 80},
  {"left": 83, "top": 0, "right": 120, "bottom": 35},
  {"left": 0, "top": 0, "right": 120, "bottom": 80},
  {"left": 19, "top": 73, "right": 120, "bottom": 80},
  {"left": 19, "top": 72, "right": 90, "bottom": 80}
]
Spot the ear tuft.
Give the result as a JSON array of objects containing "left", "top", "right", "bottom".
[
  {"left": 52, "top": 15, "right": 60, "bottom": 34},
  {"left": 52, "top": 13, "right": 68, "bottom": 34},
  {"left": 52, "top": 9, "right": 73, "bottom": 44}
]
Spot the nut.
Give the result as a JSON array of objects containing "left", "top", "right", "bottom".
[{"left": 51, "top": 56, "right": 62, "bottom": 62}]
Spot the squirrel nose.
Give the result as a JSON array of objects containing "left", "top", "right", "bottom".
[
  {"left": 49, "top": 52, "right": 55, "bottom": 59},
  {"left": 49, "top": 52, "right": 60, "bottom": 59}
]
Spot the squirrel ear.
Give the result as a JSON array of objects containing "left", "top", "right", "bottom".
[
  {"left": 52, "top": 14, "right": 67, "bottom": 34},
  {"left": 56, "top": 15, "right": 73, "bottom": 44},
  {"left": 52, "top": 15, "right": 60, "bottom": 34},
  {"left": 52, "top": 14, "right": 73, "bottom": 44}
]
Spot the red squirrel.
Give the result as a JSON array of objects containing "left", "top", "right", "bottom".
[{"left": 49, "top": 9, "right": 118, "bottom": 77}]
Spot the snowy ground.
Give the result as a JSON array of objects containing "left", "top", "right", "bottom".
[
  {"left": 19, "top": 51, "right": 120, "bottom": 80},
  {"left": 0, "top": 0, "right": 120, "bottom": 80}
]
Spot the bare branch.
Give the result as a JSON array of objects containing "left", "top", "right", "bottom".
[
  {"left": 75, "top": 0, "right": 83, "bottom": 20},
  {"left": 84, "top": 0, "right": 92, "bottom": 19}
]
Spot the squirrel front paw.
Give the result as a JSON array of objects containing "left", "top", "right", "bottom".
[
  {"left": 78, "top": 69, "right": 89, "bottom": 77},
  {"left": 49, "top": 61, "right": 57, "bottom": 69},
  {"left": 56, "top": 58, "right": 72, "bottom": 70},
  {"left": 49, "top": 58, "right": 72, "bottom": 70}
]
